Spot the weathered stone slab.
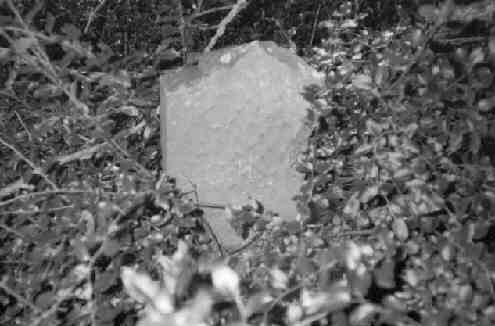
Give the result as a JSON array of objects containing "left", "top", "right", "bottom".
[{"left": 160, "top": 41, "right": 323, "bottom": 221}]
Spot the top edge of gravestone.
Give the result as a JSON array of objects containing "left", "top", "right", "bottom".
[{"left": 159, "top": 40, "right": 324, "bottom": 91}]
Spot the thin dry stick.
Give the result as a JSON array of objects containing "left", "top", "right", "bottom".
[
  {"left": 190, "top": 182, "right": 226, "bottom": 257},
  {"left": 0, "top": 205, "right": 73, "bottom": 215},
  {"left": 84, "top": 0, "right": 107, "bottom": 33},
  {"left": 0, "top": 135, "right": 58, "bottom": 190},
  {"left": 4, "top": 3, "right": 89, "bottom": 114},
  {"left": 0, "top": 278, "right": 41, "bottom": 314},
  {"left": 262, "top": 285, "right": 302, "bottom": 325},
  {"left": 0, "top": 223, "right": 27, "bottom": 239},
  {"left": 204, "top": 0, "right": 248, "bottom": 53},
  {"left": 309, "top": 3, "right": 322, "bottom": 48},
  {"left": 174, "top": 0, "right": 188, "bottom": 61},
  {"left": 14, "top": 111, "right": 32, "bottom": 141},
  {"left": 55, "top": 120, "right": 146, "bottom": 165},
  {"left": 0, "top": 189, "right": 105, "bottom": 208},
  {"left": 386, "top": 22, "right": 441, "bottom": 92},
  {"left": 108, "top": 139, "right": 153, "bottom": 180},
  {"left": 31, "top": 199, "right": 134, "bottom": 326},
  {"left": 191, "top": 5, "right": 233, "bottom": 20}
]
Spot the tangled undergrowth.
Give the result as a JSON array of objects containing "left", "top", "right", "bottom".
[{"left": 1, "top": 1, "right": 495, "bottom": 326}]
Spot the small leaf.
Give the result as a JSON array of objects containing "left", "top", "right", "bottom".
[
  {"left": 392, "top": 218, "right": 409, "bottom": 241},
  {"left": 403, "top": 269, "right": 419, "bottom": 287},
  {"left": 0, "top": 47, "right": 10, "bottom": 60},
  {"left": 80, "top": 209, "right": 95, "bottom": 239},
  {"left": 296, "top": 256, "right": 316, "bottom": 275},
  {"left": 418, "top": 5, "right": 437, "bottom": 22},
  {"left": 422, "top": 310, "right": 450, "bottom": 326},
  {"left": 348, "top": 268, "right": 372, "bottom": 296},
  {"left": 489, "top": 35, "right": 495, "bottom": 57},
  {"left": 61, "top": 24, "right": 81, "bottom": 40},
  {"left": 175, "top": 290, "right": 213, "bottom": 326},
  {"left": 270, "top": 268, "right": 289, "bottom": 289},
  {"left": 478, "top": 97, "right": 495, "bottom": 112},
  {"left": 211, "top": 264, "right": 240, "bottom": 298},
  {"left": 35, "top": 291, "right": 55, "bottom": 310},
  {"left": 349, "top": 303, "right": 379, "bottom": 326},
  {"left": 341, "top": 19, "right": 358, "bottom": 28},
  {"left": 102, "top": 239, "right": 121, "bottom": 256},
  {"left": 345, "top": 241, "right": 362, "bottom": 271},
  {"left": 95, "top": 270, "right": 118, "bottom": 292},
  {"left": 45, "top": 12, "right": 55, "bottom": 33},
  {"left": 374, "top": 259, "right": 396, "bottom": 289},
  {"left": 354, "top": 143, "right": 373, "bottom": 155},
  {"left": 286, "top": 303, "right": 304, "bottom": 323},
  {"left": 14, "top": 37, "right": 35, "bottom": 53},
  {"left": 121, "top": 267, "right": 166, "bottom": 307},
  {"left": 301, "top": 285, "right": 351, "bottom": 315},
  {"left": 352, "top": 74, "right": 373, "bottom": 90},
  {"left": 344, "top": 193, "right": 360, "bottom": 218},
  {"left": 245, "top": 292, "right": 273, "bottom": 316},
  {"left": 470, "top": 47, "right": 485, "bottom": 66},
  {"left": 360, "top": 185, "right": 379, "bottom": 203}
]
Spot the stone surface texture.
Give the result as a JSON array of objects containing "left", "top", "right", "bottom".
[{"left": 160, "top": 41, "right": 323, "bottom": 221}]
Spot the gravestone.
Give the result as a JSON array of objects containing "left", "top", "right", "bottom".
[{"left": 160, "top": 41, "right": 323, "bottom": 249}]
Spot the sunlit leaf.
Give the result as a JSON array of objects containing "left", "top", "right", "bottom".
[
  {"left": 352, "top": 74, "right": 373, "bottom": 90},
  {"left": 270, "top": 268, "right": 289, "bottom": 289},
  {"left": 211, "top": 264, "right": 240, "bottom": 298},
  {"left": 121, "top": 267, "right": 169, "bottom": 309},
  {"left": 300, "top": 284, "right": 351, "bottom": 315},
  {"left": 349, "top": 303, "right": 379, "bottom": 326},
  {"left": 286, "top": 303, "right": 304, "bottom": 323},
  {"left": 392, "top": 218, "right": 409, "bottom": 241},
  {"left": 344, "top": 193, "right": 360, "bottom": 218}
]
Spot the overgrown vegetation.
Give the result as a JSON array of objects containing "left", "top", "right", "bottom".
[{"left": 1, "top": 0, "right": 495, "bottom": 325}]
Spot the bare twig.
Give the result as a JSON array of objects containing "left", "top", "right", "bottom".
[
  {"left": 0, "top": 205, "right": 73, "bottom": 215},
  {"left": 191, "top": 5, "right": 233, "bottom": 20},
  {"left": 204, "top": 0, "right": 249, "bottom": 53},
  {"left": 0, "top": 277, "right": 41, "bottom": 314},
  {"left": 227, "top": 232, "right": 261, "bottom": 256},
  {"left": 0, "top": 135, "right": 58, "bottom": 189},
  {"left": 0, "top": 179, "right": 34, "bottom": 198},
  {"left": 327, "top": 228, "right": 375, "bottom": 239},
  {"left": 386, "top": 23, "right": 441, "bottom": 93},
  {"left": 108, "top": 138, "right": 153, "bottom": 179},
  {"left": 174, "top": 0, "right": 188, "bottom": 61},
  {"left": 0, "top": 189, "right": 134, "bottom": 208},
  {"left": 3, "top": 3, "right": 89, "bottom": 114},
  {"left": 309, "top": 2, "right": 322, "bottom": 48},
  {"left": 188, "top": 179, "right": 226, "bottom": 256},
  {"left": 0, "top": 223, "right": 27, "bottom": 239},
  {"left": 56, "top": 143, "right": 108, "bottom": 165},
  {"left": 262, "top": 285, "right": 302, "bottom": 325},
  {"left": 84, "top": 0, "right": 107, "bottom": 33},
  {"left": 14, "top": 111, "right": 32, "bottom": 141},
  {"left": 55, "top": 120, "right": 146, "bottom": 165}
]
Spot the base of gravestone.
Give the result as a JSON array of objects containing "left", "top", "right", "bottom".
[{"left": 160, "top": 41, "right": 323, "bottom": 251}]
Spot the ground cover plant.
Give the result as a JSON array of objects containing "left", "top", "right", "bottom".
[{"left": 1, "top": 0, "right": 495, "bottom": 325}]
